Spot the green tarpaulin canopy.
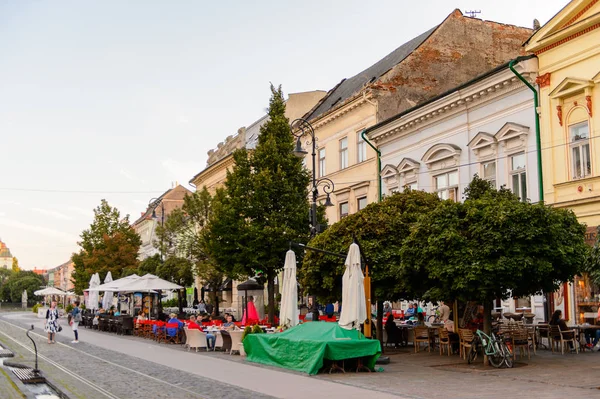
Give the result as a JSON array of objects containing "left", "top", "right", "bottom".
[{"left": 244, "top": 322, "right": 381, "bottom": 375}]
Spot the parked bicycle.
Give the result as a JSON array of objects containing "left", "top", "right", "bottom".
[
  {"left": 467, "top": 329, "right": 514, "bottom": 368},
  {"left": 426, "top": 306, "right": 440, "bottom": 324}
]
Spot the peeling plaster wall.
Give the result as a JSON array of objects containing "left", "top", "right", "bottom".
[{"left": 374, "top": 11, "right": 533, "bottom": 121}]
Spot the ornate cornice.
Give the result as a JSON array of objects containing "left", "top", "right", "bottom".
[{"left": 310, "top": 94, "right": 370, "bottom": 130}]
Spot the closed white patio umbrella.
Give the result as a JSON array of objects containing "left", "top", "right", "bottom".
[
  {"left": 87, "top": 273, "right": 100, "bottom": 311},
  {"left": 102, "top": 271, "right": 114, "bottom": 310},
  {"left": 279, "top": 250, "right": 299, "bottom": 329},
  {"left": 338, "top": 242, "right": 367, "bottom": 330},
  {"left": 86, "top": 274, "right": 140, "bottom": 292}
]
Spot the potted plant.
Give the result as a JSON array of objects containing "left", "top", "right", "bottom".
[{"left": 240, "top": 325, "right": 265, "bottom": 356}]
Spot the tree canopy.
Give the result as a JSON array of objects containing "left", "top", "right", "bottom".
[
  {"left": 206, "top": 84, "right": 311, "bottom": 323},
  {"left": 0, "top": 270, "right": 45, "bottom": 304},
  {"left": 71, "top": 200, "right": 141, "bottom": 293},
  {"left": 299, "top": 189, "right": 441, "bottom": 303},
  {"left": 11, "top": 257, "right": 20, "bottom": 273}
]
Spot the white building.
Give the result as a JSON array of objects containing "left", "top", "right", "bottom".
[{"left": 366, "top": 57, "right": 545, "bottom": 321}]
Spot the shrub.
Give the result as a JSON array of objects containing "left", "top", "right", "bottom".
[
  {"left": 32, "top": 303, "right": 40, "bottom": 314},
  {"left": 66, "top": 304, "right": 74, "bottom": 313},
  {"left": 241, "top": 326, "right": 253, "bottom": 342},
  {"left": 251, "top": 324, "right": 264, "bottom": 334}
]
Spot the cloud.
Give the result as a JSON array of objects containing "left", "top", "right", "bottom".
[
  {"left": 31, "top": 207, "right": 73, "bottom": 220},
  {"left": 119, "top": 168, "right": 145, "bottom": 183},
  {"left": 65, "top": 206, "right": 93, "bottom": 217},
  {"left": 0, "top": 218, "right": 79, "bottom": 243},
  {"left": 161, "top": 158, "right": 203, "bottom": 185},
  {"left": 0, "top": 199, "right": 22, "bottom": 206},
  {"left": 0, "top": 212, "right": 5, "bottom": 217}
]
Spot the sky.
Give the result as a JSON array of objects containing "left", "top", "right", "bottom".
[{"left": 0, "top": 0, "right": 568, "bottom": 270}]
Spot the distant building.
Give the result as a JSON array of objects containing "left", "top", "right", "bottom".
[
  {"left": 0, "top": 239, "right": 14, "bottom": 269},
  {"left": 132, "top": 184, "right": 192, "bottom": 260},
  {"left": 47, "top": 261, "right": 74, "bottom": 291}
]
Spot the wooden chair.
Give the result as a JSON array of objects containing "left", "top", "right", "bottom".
[
  {"left": 510, "top": 329, "right": 530, "bottom": 360},
  {"left": 438, "top": 328, "right": 451, "bottom": 356},
  {"left": 458, "top": 329, "right": 475, "bottom": 359},
  {"left": 549, "top": 325, "right": 577, "bottom": 354},
  {"left": 414, "top": 327, "right": 430, "bottom": 353}
]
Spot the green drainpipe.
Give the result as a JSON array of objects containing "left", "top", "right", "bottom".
[
  {"left": 509, "top": 57, "right": 544, "bottom": 203},
  {"left": 361, "top": 129, "right": 382, "bottom": 202}
]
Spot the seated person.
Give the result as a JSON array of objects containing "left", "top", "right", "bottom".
[
  {"left": 384, "top": 313, "right": 406, "bottom": 347},
  {"left": 135, "top": 311, "right": 147, "bottom": 327},
  {"left": 325, "top": 303, "right": 334, "bottom": 318},
  {"left": 414, "top": 312, "right": 425, "bottom": 326},
  {"left": 404, "top": 304, "right": 416, "bottom": 319},
  {"left": 549, "top": 310, "right": 574, "bottom": 349},
  {"left": 223, "top": 314, "right": 235, "bottom": 329},
  {"left": 187, "top": 315, "right": 201, "bottom": 330},
  {"left": 166, "top": 313, "right": 183, "bottom": 338},
  {"left": 92, "top": 315, "right": 99, "bottom": 327},
  {"left": 200, "top": 313, "right": 211, "bottom": 323},
  {"left": 114, "top": 310, "right": 121, "bottom": 316}
]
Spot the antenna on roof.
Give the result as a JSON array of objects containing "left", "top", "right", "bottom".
[{"left": 465, "top": 10, "right": 481, "bottom": 18}]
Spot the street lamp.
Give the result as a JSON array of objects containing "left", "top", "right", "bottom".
[
  {"left": 148, "top": 198, "right": 165, "bottom": 260},
  {"left": 291, "top": 118, "right": 335, "bottom": 237}
]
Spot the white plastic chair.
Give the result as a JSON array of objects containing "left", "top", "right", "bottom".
[
  {"left": 214, "top": 332, "right": 223, "bottom": 350},
  {"left": 184, "top": 327, "right": 208, "bottom": 352}
]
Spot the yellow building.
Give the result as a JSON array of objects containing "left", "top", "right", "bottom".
[
  {"left": 526, "top": 0, "right": 600, "bottom": 226},
  {"left": 301, "top": 10, "right": 532, "bottom": 225},
  {"left": 525, "top": 0, "right": 600, "bottom": 324}
]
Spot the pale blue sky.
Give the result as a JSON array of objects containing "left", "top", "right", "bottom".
[{"left": 0, "top": 0, "right": 567, "bottom": 269}]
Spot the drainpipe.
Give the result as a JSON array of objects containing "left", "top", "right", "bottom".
[
  {"left": 361, "top": 129, "right": 382, "bottom": 202},
  {"left": 509, "top": 56, "right": 544, "bottom": 203}
]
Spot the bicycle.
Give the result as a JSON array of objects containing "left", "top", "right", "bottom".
[
  {"left": 467, "top": 329, "right": 514, "bottom": 368},
  {"left": 427, "top": 306, "right": 440, "bottom": 324}
]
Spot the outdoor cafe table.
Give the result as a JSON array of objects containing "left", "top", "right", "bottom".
[{"left": 572, "top": 325, "right": 600, "bottom": 351}]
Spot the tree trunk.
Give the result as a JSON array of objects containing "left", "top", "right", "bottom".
[
  {"left": 178, "top": 289, "right": 184, "bottom": 314},
  {"left": 214, "top": 294, "right": 219, "bottom": 317},
  {"left": 483, "top": 299, "right": 493, "bottom": 366},
  {"left": 267, "top": 271, "right": 275, "bottom": 324}
]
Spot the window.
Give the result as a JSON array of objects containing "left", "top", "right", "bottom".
[
  {"left": 435, "top": 171, "right": 458, "bottom": 200},
  {"left": 482, "top": 161, "right": 496, "bottom": 188},
  {"left": 404, "top": 181, "right": 418, "bottom": 191},
  {"left": 340, "top": 137, "right": 348, "bottom": 169},
  {"left": 510, "top": 153, "right": 527, "bottom": 201},
  {"left": 339, "top": 202, "right": 349, "bottom": 219},
  {"left": 318, "top": 148, "right": 326, "bottom": 177},
  {"left": 357, "top": 197, "right": 367, "bottom": 211},
  {"left": 570, "top": 121, "right": 591, "bottom": 179},
  {"left": 357, "top": 132, "right": 367, "bottom": 163}
]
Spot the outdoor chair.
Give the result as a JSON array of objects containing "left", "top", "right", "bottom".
[
  {"left": 162, "top": 323, "right": 180, "bottom": 344},
  {"left": 229, "top": 330, "right": 244, "bottom": 355},
  {"left": 438, "top": 328, "right": 451, "bottom": 356},
  {"left": 537, "top": 324, "right": 550, "bottom": 349},
  {"left": 549, "top": 325, "right": 577, "bottom": 354},
  {"left": 220, "top": 330, "right": 232, "bottom": 353},
  {"left": 120, "top": 316, "right": 134, "bottom": 335},
  {"left": 184, "top": 327, "right": 208, "bottom": 352},
  {"left": 214, "top": 332, "right": 223, "bottom": 350},
  {"left": 414, "top": 327, "right": 430, "bottom": 353},
  {"left": 510, "top": 329, "right": 531, "bottom": 360},
  {"left": 458, "top": 329, "right": 475, "bottom": 359},
  {"left": 98, "top": 317, "right": 109, "bottom": 332}
]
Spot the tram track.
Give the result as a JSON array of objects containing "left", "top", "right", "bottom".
[{"left": 0, "top": 317, "right": 209, "bottom": 399}]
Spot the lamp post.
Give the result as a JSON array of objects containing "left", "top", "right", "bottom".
[
  {"left": 148, "top": 198, "right": 165, "bottom": 260},
  {"left": 291, "top": 118, "right": 334, "bottom": 237}
]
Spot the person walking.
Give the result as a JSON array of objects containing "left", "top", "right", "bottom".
[
  {"left": 70, "top": 301, "right": 82, "bottom": 343},
  {"left": 44, "top": 301, "right": 59, "bottom": 344}
]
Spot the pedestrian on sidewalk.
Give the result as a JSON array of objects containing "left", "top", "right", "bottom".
[
  {"left": 70, "top": 301, "right": 82, "bottom": 343},
  {"left": 44, "top": 301, "right": 60, "bottom": 343}
]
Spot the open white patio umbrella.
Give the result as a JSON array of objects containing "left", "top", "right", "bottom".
[
  {"left": 86, "top": 274, "right": 139, "bottom": 292},
  {"left": 34, "top": 287, "right": 66, "bottom": 296},
  {"left": 87, "top": 273, "right": 100, "bottom": 310},
  {"left": 117, "top": 274, "right": 183, "bottom": 292},
  {"left": 338, "top": 242, "right": 367, "bottom": 330},
  {"left": 279, "top": 250, "right": 299, "bottom": 328},
  {"left": 102, "top": 271, "right": 114, "bottom": 310}
]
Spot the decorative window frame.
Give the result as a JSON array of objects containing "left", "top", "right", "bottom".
[
  {"left": 421, "top": 143, "right": 462, "bottom": 171},
  {"left": 381, "top": 164, "right": 399, "bottom": 194},
  {"left": 550, "top": 77, "right": 595, "bottom": 125},
  {"left": 397, "top": 157, "right": 420, "bottom": 189},
  {"left": 468, "top": 132, "right": 497, "bottom": 159},
  {"left": 494, "top": 122, "right": 530, "bottom": 151}
]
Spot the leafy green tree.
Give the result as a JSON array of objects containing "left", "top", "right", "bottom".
[
  {"left": 71, "top": 200, "right": 142, "bottom": 294},
  {"left": 400, "top": 176, "right": 588, "bottom": 334},
  {"left": 300, "top": 189, "right": 441, "bottom": 302},
  {"left": 583, "top": 227, "right": 600, "bottom": 285},
  {"left": 11, "top": 257, "right": 20, "bottom": 273},
  {"left": 0, "top": 271, "right": 44, "bottom": 304},
  {"left": 139, "top": 254, "right": 162, "bottom": 275},
  {"left": 156, "top": 256, "right": 194, "bottom": 287},
  {"left": 206, "top": 85, "right": 311, "bottom": 323}
]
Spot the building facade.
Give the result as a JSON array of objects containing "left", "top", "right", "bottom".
[
  {"left": 47, "top": 260, "right": 75, "bottom": 291},
  {"left": 132, "top": 184, "right": 191, "bottom": 260},
  {"left": 0, "top": 239, "right": 14, "bottom": 269},
  {"left": 367, "top": 58, "right": 544, "bottom": 320},
  {"left": 301, "top": 10, "right": 533, "bottom": 226},
  {"left": 525, "top": 0, "right": 600, "bottom": 323}
]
